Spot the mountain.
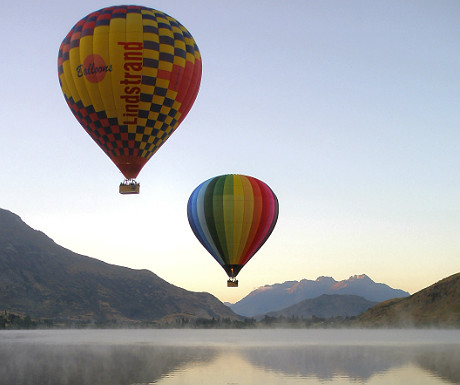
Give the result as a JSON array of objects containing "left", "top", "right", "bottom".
[
  {"left": 229, "top": 275, "right": 409, "bottom": 317},
  {"left": 356, "top": 273, "right": 460, "bottom": 327},
  {"left": 0, "top": 208, "right": 240, "bottom": 324},
  {"left": 261, "top": 294, "right": 378, "bottom": 320}
]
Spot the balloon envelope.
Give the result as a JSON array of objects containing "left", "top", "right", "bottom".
[
  {"left": 58, "top": 5, "right": 202, "bottom": 180},
  {"left": 187, "top": 174, "right": 279, "bottom": 281}
]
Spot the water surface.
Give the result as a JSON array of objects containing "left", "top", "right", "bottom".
[{"left": 1, "top": 329, "right": 458, "bottom": 384}]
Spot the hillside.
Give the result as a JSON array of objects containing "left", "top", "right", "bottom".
[
  {"left": 357, "top": 273, "right": 460, "bottom": 327},
  {"left": 230, "top": 275, "right": 409, "bottom": 317},
  {"left": 262, "top": 294, "right": 378, "bottom": 320},
  {"left": 0, "top": 209, "right": 240, "bottom": 324}
]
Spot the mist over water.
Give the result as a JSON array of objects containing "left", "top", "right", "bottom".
[{"left": 1, "top": 329, "right": 459, "bottom": 385}]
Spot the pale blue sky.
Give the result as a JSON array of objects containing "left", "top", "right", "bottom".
[{"left": 1, "top": 0, "right": 458, "bottom": 303}]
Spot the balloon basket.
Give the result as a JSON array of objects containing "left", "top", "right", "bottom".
[
  {"left": 119, "top": 180, "right": 140, "bottom": 195},
  {"left": 227, "top": 279, "right": 238, "bottom": 287}
]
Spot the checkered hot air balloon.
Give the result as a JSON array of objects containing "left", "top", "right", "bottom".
[
  {"left": 187, "top": 174, "right": 279, "bottom": 287},
  {"left": 58, "top": 5, "right": 202, "bottom": 194}
]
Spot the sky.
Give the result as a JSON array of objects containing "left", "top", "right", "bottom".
[{"left": 1, "top": 0, "right": 458, "bottom": 304}]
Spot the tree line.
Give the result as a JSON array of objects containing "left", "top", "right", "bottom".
[{"left": 1, "top": 311, "right": 358, "bottom": 329}]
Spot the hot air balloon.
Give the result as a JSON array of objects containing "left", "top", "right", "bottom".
[
  {"left": 58, "top": 5, "right": 202, "bottom": 194},
  {"left": 187, "top": 174, "right": 279, "bottom": 287}
]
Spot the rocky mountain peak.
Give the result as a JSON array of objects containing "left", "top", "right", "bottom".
[{"left": 349, "top": 274, "right": 372, "bottom": 281}]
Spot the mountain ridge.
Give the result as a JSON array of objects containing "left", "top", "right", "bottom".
[
  {"left": 357, "top": 272, "right": 460, "bottom": 327},
  {"left": 230, "top": 274, "right": 409, "bottom": 317},
  {"left": 0, "top": 208, "right": 240, "bottom": 324}
]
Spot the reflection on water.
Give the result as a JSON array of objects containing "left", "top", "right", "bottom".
[
  {"left": 242, "top": 345, "right": 460, "bottom": 384},
  {"left": 0, "top": 343, "right": 214, "bottom": 385},
  {"left": 0, "top": 329, "right": 459, "bottom": 385}
]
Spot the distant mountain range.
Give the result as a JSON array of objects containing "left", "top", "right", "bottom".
[
  {"left": 0, "top": 208, "right": 239, "bottom": 324},
  {"left": 229, "top": 275, "right": 409, "bottom": 317},
  {"left": 2, "top": 207, "right": 457, "bottom": 328}
]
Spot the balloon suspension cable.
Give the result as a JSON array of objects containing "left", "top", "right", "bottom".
[{"left": 119, "top": 178, "right": 140, "bottom": 195}]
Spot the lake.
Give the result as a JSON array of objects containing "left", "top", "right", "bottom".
[{"left": 1, "top": 329, "right": 459, "bottom": 384}]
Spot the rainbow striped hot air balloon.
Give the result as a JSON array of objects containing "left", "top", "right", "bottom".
[
  {"left": 187, "top": 174, "right": 279, "bottom": 287},
  {"left": 58, "top": 5, "right": 202, "bottom": 194}
]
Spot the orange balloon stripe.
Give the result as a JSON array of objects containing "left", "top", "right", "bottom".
[
  {"left": 239, "top": 177, "right": 263, "bottom": 263},
  {"left": 241, "top": 178, "right": 278, "bottom": 265}
]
